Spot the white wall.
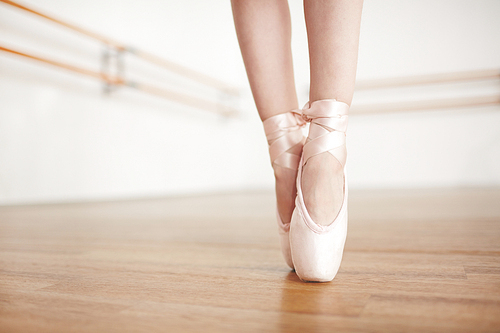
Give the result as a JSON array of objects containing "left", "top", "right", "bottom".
[
  {"left": 0, "top": 0, "right": 499, "bottom": 205},
  {"left": 351, "top": 0, "right": 500, "bottom": 188}
]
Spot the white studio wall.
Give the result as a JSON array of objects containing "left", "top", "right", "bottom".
[
  {"left": 0, "top": 0, "right": 269, "bottom": 205},
  {"left": 0, "top": 0, "right": 499, "bottom": 205},
  {"left": 350, "top": 0, "right": 500, "bottom": 188}
]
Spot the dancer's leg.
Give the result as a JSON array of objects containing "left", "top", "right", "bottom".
[
  {"left": 302, "top": 0, "right": 363, "bottom": 225},
  {"left": 231, "top": 0, "right": 300, "bottom": 224}
]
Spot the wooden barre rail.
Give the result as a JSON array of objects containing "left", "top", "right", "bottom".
[
  {"left": 0, "top": 0, "right": 238, "bottom": 96},
  {"left": 0, "top": 46, "right": 123, "bottom": 85},
  {"left": 0, "top": 0, "right": 125, "bottom": 50},
  {"left": 351, "top": 95, "right": 500, "bottom": 115},
  {"left": 356, "top": 68, "right": 500, "bottom": 90},
  {"left": 0, "top": 45, "right": 237, "bottom": 117},
  {"left": 130, "top": 49, "right": 238, "bottom": 95}
]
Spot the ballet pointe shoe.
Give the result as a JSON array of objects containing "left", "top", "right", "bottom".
[
  {"left": 290, "top": 99, "right": 349, "bottom": 282},
  {"left": 263, "top": 111, "right": 306, "bottom": 269}
]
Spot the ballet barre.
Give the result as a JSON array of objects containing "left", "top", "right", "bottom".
[
  {"left": 355, "top": 68, "right": 500, "bottom": 90},
  {"left": 351, "top": 95, "right": 500, "bottom": 114},
  {"left": 352, "top": 69, "right": 500, "bottom": 114},
  {"left": 0, "top": 0, "right": 238, "bottom": 116}
]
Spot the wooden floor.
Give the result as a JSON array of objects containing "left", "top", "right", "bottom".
[{"left": 1, "top": 188, "right": 500, "bottom": 332}]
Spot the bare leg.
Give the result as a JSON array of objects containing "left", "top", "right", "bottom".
[
  {"left": 302, "top": 0, "right": 363, "bottom": 225},
  {"left": 231, "top": 0, "right": 300, "bottom": 224}
]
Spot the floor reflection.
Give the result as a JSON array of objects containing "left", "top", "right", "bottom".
[{"left": 278, "top": 270, "right": 362, "bottom": 332}]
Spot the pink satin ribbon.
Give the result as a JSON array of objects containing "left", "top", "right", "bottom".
[
  {"left": 300, "top": 99, "right": 349, "bottom": 168},
  {"left": 263, "top": 100, "right": 349, "bottom": 171},
  {"left": 263, "top": 110, "right": 306, "bottom": 170}
]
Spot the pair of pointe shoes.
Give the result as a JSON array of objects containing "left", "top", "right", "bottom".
[{"left": 263, "top": 99, "right": 349, "bottom": 282}]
